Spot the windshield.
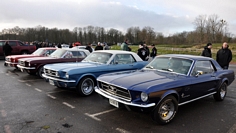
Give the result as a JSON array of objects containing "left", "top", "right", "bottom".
[
  {"left": 49, "top": 49, "right": 67, "bottom": 58},
  {"left": 32, "top": 48, "right": 47, "bottom": 56},
  {"left": 145, "top": 57, "right": 193, "bottom": 75},
  {"left": 83, "top": 52, "right": 112, "bottom": 64}
]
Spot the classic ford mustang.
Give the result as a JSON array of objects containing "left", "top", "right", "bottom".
[
  {"left": 5, "top": 47, "right": 56, "bottom": 68},
  {"left": 42, "top": 50, "right": 148, "bottom": 96},
  {"left": 95, "top": 54, "right": 235, "bottom": 124},
  {"left": 17, "top": 48, "right": 90, "bottom": 78}
]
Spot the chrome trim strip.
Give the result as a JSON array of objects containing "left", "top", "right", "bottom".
[
  {"left": 178, "top": 92, "right": 216, "bottom": 106},
  {"left": 5, "top": 61, "right": 17, "bottom": 65},
  {"left": 95, "top": 87, "right": 156, "bottom": 108},
  {"left": 42, "top": 74, "right": 76, "bottom": 83},
  {"left": 17, "top": 65, "right": 35, "bottom": 69}
]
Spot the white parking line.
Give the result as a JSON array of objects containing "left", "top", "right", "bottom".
[
  {"left": 18, "top": 79, "right": 42, "bottom": 82},
  {"left": 116, "top": 128, "right": 131, "bottom": 133},
  {"left": 34, "top": 88, "right": 42, "bottom": 92},
  {"left": 25, "top": 83, "right": 31, "bottom": 87},
  {"left": 227, "top": 123, "right": 236, "bottom": 133},
  {"left": 11, "top": 76, "right": 15, "bottom": 78},
  {"left": 47, "top": 90, "right": 67, "bottom": 94},
  {"left": 5, "top": 73, "right": 9, "bottom": 76},
  {"left": 18, "top": 80, "right": 25, "bottom": 83},
  {"left": 85, "top": 108, "right": 117, "bottom": 121},
  {"left": 62, "top": 102, "right": 75, "bottom": 109},
  {"left": 47, "top": 94, "right": 56, "bottom": 99}
]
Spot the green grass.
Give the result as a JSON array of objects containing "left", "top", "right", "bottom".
[{"left": 109, "top": 43, "right": 236, "bottom": 63}]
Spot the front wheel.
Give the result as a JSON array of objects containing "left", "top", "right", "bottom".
[
  {"left": 151, "top": 95, "right": 178, "bottom": 124},
  {"left": 37, "top": 66, "right": 44, "bottom": 78},
  {"left": 76, "top": 77, "right": 94, "bottom": 96},
  {"left": 214, "top": 82, "right": 227, "bottom": 101}
]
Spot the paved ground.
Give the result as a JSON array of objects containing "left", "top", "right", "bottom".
[{"left": 0, "top": 60, "right": 236, "bottom": 133}]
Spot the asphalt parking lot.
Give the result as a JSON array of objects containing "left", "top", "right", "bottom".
[{"left": 0, "top": 60, "right": 236, "bottom": 133}]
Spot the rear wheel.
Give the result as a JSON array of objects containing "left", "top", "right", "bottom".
[
  {"left": 214, "top": 82, "right": 227, "bottom": 101},
  {"left": 151, "top": 95, "right": 178, "bottom": 124},
  {"left": 76, "top": 77, "right": 94, "bottom": 96}
]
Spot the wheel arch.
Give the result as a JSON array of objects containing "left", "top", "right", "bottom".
[
  {"left": 159, "top": 90, "right": 179, "bottom": 105},
  {"left": 76, "top": 73, "right": 97, "bottom": 86}
]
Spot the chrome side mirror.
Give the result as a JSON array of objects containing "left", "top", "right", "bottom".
[{"left": 196, "top": 71, "right": 203, "bottom": 76}]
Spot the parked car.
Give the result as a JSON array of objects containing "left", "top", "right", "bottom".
[
  {"left": 17, "top": 49, "right": 90, "bottom": 78},
  {"left": 95, "top": 54, "right": 235, "bottom": 124},
  {"left": 72, "top": 46, "right": 94, "bottom": 52},
  {"left": 42, "top": 50, "right": 148, "bottom": 96},
  {"left": 0, "top": 40, "right": 36, "bottom": 57},
  {"left": 5, "top": 47, "right": 56, "bottom": 68}
]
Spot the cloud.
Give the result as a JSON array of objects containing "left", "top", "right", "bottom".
[{"left": 0, "top": 0, "right": 235, "bottom": 36}]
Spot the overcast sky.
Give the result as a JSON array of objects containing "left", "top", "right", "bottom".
[{"left": 1, "top": 0, "right": 236, "bottom": 36}]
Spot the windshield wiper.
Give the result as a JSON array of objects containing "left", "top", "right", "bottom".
[
  {"left": 146, "top": 66, "right": 154, "bottom": 69},
  {"left": 162, "top": 68, "right": 173, "bottom": 72}
]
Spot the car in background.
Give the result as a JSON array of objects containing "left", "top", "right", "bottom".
[
  {"left": 42, "top": 50, "right": 148, "bottom": 96},
  {"left": 72, "top": 46, "right": 94, "bottom": 52},
  {"left": 17, "top": 49, "right": 90, "bottom": 78},
  {"left": 95, "top": 54, "right": 235, "bottom": 124},
  {"left": 5, "top": 47, "right": 56, "bottom": 68},
  {"left": 0, "top": 40, "right": 36, "bottom": 57}
]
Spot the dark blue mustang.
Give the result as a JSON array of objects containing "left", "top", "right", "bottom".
[{"left": 95, "top": 54, "right": 235, "bottom": 124}]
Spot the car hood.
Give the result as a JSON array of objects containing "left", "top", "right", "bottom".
[
  {"left": 44, "top": 62, "right": 106, "bottom": 73},
  {"left": 8, "top": 55, "right": 36, "bottom": 59},
  {"left": 19, "top": 57, "right": 55, "bottom": 62},
  {"left": 98, "top": 70, "right": 187, "bottom": 91}
]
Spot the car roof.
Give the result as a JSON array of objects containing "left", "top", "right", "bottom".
[
  {"left": 158, "top": 54, "right": 213, "bottom": 61},
  {"left": 93, "top": 50, "right": 134, "bottom": 54}
]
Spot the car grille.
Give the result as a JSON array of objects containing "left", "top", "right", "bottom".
[
  {"left": 98, "top": 81, "right": 131, "bottom": 101},
  {"left": 44, "top": 68, "right": 58, "bottom": 77}
]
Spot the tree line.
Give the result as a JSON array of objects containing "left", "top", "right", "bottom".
[{"left": 0, "top": 14, "right": 235, "bottom": 45}]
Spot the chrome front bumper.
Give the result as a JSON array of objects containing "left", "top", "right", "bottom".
[
  {"left": 17, "top": 65, "right": 35, "bottom": 70},
  {"left": 42, "top": 74, "right": 76, "bottom": 83},
  {"left": 95, "top": 87, "right": 156, "bottom": 108}
]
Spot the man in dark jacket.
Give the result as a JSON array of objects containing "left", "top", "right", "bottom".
[
  {"left": 150, "top": 44, "right": 157, "bottom": 60},
  {"left": 216, "top": 42, "right": 232, "bottom": 69},
  {"left": 137, "top": 44, "right": 148, "bottom": 61},
  {"left": 95, "top": 42, "right": 103, "bottom": 51},
  {"left": 3, "top": 41, "right": 13, "bottom": 66},
  {"left": 85, "top": 43, "right": 93, "bottom": 53},
  {"left": 201, "top": 43, "right": 212, "bottom": 58}
]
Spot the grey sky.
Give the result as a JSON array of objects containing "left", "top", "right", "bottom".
[{"left": 1, "top": 0, "right": 236, "bottom": 36}]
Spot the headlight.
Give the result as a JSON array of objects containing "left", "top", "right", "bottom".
[
  {"left": 65, "top": 73, "right": 69, "bottom": 79},
  {"left": 28, "top": 62, "right": 30, "bottom": 67},
  {"left": 55, "top": 71, "right": 59, "bottom": 77},
  {"left": 141, "top": 92, "right": 148, "bottom": 102}
]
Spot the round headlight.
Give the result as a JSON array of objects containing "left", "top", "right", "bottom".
[
  {"left": 65, "top": 73, "right": 69, "bottom": 78},
  {"left": 141, "top": 92, "right": 148, "bottom": 102},
  {"left": 28, "top": 62, "right": 30, "bottom": 66}
]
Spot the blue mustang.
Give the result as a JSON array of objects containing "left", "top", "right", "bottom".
[
  {"left": 42, "top": 50, "right": 148, "bottom": 96},
  {"left": 95, "top": 54, "right": 235, "bottom": 124}
]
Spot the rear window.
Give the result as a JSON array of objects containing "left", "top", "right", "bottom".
[{"left": 0, "top": 41, "right": 5, "bottom": 47}]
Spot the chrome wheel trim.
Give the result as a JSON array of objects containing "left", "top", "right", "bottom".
[
  {"left": 159, "top": 99, "right": 175, "bottom": 120},
  {"left": 81, "top": 78, "right": 94, "bottom": 95},
  {"left": 220, "top": 84, "right": 226, "bottom": 98}
]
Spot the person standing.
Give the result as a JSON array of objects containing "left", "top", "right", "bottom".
[
  {"left": 150, "top": 44, "right": 157, "bottom": 60},
  {"left": 85, "top": 43, "right": 93, "bottom": 53},
  {"left": 95, "top": 42, "right": 103, "bottom": 51},
  {"left": 216, "top": 42, "right": 232, "bottom": 69},
  {"left": 201, "top": 43, "right": 212, "bottom": 58},
  {"left": 3, "top": 41, "right": 13, "bottom": 66},
  {"left": 137, "top": 43, "right": 148, "bottom": 61},
  {"left": 121, "top": 39, "right": 129, "bottom": 51},
  {"left": 143, "top": 43, "right": 150, "bottom": 61}
]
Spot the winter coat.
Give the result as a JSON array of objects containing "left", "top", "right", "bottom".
[
  {"left": 85, "top": 46, "right": 93, "bottom": 53},
  {"left": 95, "top": 45, "right": 103, "bottom": 51},
  {"left": 150, "top": 47, "right": 157, "bottom": 57},
  {"left": 121, "top": 42, "right": 129, "bottom": 51},
  {"left": 3, "top": 43, "right": 12, "bottom": 56},
  {"left": 137, "top": 48, "right": 148, "bottom": 61},
  {"left": 201, "top": 46, "right": 212, "bottom": 57},
  {"left": 216, "top": 47, "right": 232, "bottom": 68}
]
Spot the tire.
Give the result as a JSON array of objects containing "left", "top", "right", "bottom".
[
  {"left": 76, "top": 77, "right": 94, "bottom": 96},
  {"left": 37, "top": 66, "right": 44, "bottom": 78},
  {"left": 26, "top": 70, "right": 36, "bottom": 75},
  {"left": 151, "top": 95, "right": 178, "bottom": 125},
  {"left": 214, "top": 82, "right": 227, "bottom": 101}
]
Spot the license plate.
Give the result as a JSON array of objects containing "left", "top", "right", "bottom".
[
  {"left": 49, "top": 79, "right": 55, "bottom": 86},
  {"left": 20, "top": 68, "right": 24, "bottom": 72},
  {"left": 109, "top": 99, "right": 119, "bottom": 108}
]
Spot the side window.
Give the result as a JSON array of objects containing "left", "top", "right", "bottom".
[
  {"left": 64, "top": 51, "right": 73, "bottom": 58},
  {"left": 9, "top": 41, "right": 17, "bottom": 46},
  {"left": 112, "top": 54, "right": 136, "bottom": 64},
  {"left": 0, "top": 41, "right": 4, "bottom": 47},
  {"left": 19, "top": 41, "right": 25, "bottom": 46},
  {"left": 71, "top": 51, "right": 86, "bottom": 58},
  {"left": 191, "top": 60, "right": 214, "bottom": 76}
]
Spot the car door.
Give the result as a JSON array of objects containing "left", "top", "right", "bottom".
[
  {"left": 188, "top": 60, "right": 218, "bottom": 99},
  {"left": 108, "top": 54, "right": 138, "bottom": 72},
  {"left": 8, "top": 41, "right": 18, "bottom": 54}
]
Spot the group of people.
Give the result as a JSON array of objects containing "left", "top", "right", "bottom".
[
  {"left": 121, "top": 39, "right": 157, "bottom": 61},
  {"left": 201, "top": 42, "right": 232, "bottom": 69},
  {"left": 94, "top": 42, "right": 110, "bottom": 51}
]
